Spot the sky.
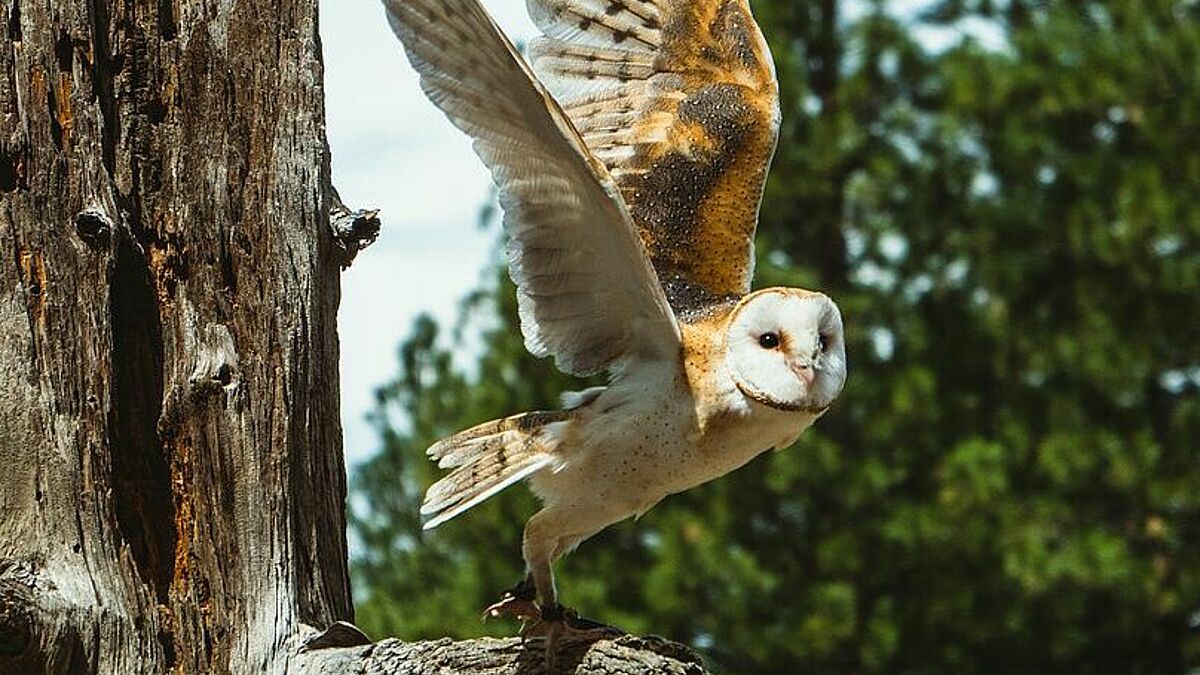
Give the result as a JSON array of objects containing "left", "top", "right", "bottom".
[
  {"left": 320, "top": 0, "right": 537, "bottom": 465},
  {"left": 319, "top": 0, "right": 1005, "bottom": 467}
]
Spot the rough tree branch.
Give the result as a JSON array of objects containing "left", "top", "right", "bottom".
[{"left": 295, "top": 626, "right": 712, "bottom": 675}]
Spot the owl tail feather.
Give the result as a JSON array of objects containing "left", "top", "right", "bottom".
[{"left": 419, "top": 411, "right": 569, "bottom": 530}]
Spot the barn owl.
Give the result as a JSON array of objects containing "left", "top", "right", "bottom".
[{"left": 384, "top": 0, "right": 846, "bottom": 646}]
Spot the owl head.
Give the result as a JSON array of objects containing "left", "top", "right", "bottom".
[{"left": 725, "top": 288, "right": 847, "bottom": 413}]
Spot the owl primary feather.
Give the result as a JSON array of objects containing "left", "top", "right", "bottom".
[{"left": 383, "top": 0, "right": 848, "bottom": 644}]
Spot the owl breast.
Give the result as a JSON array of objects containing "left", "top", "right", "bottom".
[{"left": 530, "top": 365, "right": 817, "bottom": 524}]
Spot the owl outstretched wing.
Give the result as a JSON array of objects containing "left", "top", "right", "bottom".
[
  {"left": 385, "top": 0, "right": 681, "bottom": 377},
  {"left": 527, "top": 0, "right": 781, "bottom": 314}
]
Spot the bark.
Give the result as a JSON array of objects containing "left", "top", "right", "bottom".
[
  {"left": 296, "top": 632, "right": 709, "bottom": 675},
  {"left": 0, "top": 1, "right": 714, "bottom": 673},
  {"left": 0, "top": 0, "right": 347, "bottom": 671}
]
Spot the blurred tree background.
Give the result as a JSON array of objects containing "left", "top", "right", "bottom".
[{"left": 349, "top": 0, "right": 1200, "bottom": 672}]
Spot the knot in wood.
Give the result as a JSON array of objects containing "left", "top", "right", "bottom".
[
  {"left": 329, "top": 190, "right": 380, "bottom": 268},
  {"left": 74, "top": 208, "right": 113, "bottom": 249},
  {"left": 189, "top": 324, "right": 239, "bottom": 399}
]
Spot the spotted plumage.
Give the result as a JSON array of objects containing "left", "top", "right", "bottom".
[
  {"left": 384, "top": 0, "right": 846, "bottom": 636},
  {"left": 529, "top": 0, "right": 780, "bottom": 312}
]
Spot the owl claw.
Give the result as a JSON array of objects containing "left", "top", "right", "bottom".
[
  {"left": 482, "top": 575, "right": 540, "bottom": 623},
  {"left": 486, "top": 578, "right": 624, "bottom": 673},
  {"left": 520, "top": 604, "right": 625, "bottom": 673},
  {"left": 482, "top": 595, "right": 540, "bottom": 623},
  {"left": 522, "top": 603, "right": 625, "bottom": 641}
]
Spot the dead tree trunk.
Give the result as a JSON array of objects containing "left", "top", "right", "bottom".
[
  {"left": 0, "top": 1, "right": 710, "bottom": 673},
  {"left": 0, "top": 0, "right": 350, "bottom": 671}
]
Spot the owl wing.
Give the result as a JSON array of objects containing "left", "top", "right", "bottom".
[
  {"left": 385, "top": 0, "right": 681, "bottom": 376},
  {"left": 527, "top": 0, "right": 781, "bottom": 313}
]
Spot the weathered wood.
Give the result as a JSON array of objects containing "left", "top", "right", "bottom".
[
  {"left": 0, "top": 1, "right": 715, "bottom": 673},
  {"left": 296, "top": 634, "right": 710, "bottom": 675},
  {"left": 329, "top": 189, "right": 379, "bottom": 269},
  {"left": 0, "top": 0, "right": 348, "bottom": 671}
]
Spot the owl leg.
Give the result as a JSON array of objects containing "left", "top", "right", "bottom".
[
  {"left": 524, "top": 511, "right": 626, "bottom": 632},
  {"left": 522, "top": 507, "right": 561, "bottom": 609},
  {"left": 518, "top": 513, "right": 624, "bottom": 672},
  {"left": 482, "top": 510, "right": 560, "bottom": 630}
]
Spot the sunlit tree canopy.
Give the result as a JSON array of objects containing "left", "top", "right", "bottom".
[{"left": 350, "top": 1, "right": 1200, "bottom": 672}]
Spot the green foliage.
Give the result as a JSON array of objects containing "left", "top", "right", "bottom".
[{"left": 351, "top": 1, "right": 1200, "bottom": 672}]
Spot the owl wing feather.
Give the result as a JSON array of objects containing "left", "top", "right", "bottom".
[
  {"left": 527, "top": 0, "right": 781, "bottom": 313},
  {"left": 385, "top": 0, "right": 681, "bottom": 376}
]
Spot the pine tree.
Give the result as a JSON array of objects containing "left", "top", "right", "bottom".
[{"left": 351, "top": 1, "right": 1200, "bottom": 672}]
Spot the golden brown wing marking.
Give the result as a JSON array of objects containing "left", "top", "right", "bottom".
[
  {"left": 627, "top": 0, "right": 778, "bottom": 312},
  {"left": 708, "top": 0, "right": 763, "bottom": 67},
  {"left": 528, "top": 0, "right": 781, "bottom": 315},
  {"left": 627, "top": 81, "right": 776, "bottom": 312}
]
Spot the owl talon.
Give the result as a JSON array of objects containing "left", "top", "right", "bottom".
[
  {"left": 482, "top": 595, "right": 540, "bottom": 624},
  {"left": 482, "top": 575, "right": 540, "bottom": 623},
  {"left": 523, "top": 603, "right": 625, "bottom": 641},
  {"left": 482, "top": 595, "right": 540, "bottom": 623},
  {"left": 562, "top": 611, "right": 625, "bottom": 638},
  {"left": 521, "top": 604, "right": 625, "bottom": 672}
]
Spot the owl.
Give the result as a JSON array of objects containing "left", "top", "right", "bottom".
[{"left": 384, "top": 0, "right": 847, "bottom": 646}]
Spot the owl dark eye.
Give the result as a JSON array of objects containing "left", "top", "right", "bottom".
[
  {"left": 758, "top": 332, "right": 780, "bottom": 349},
  {"left": 818, "top": 334, "right": 828, "bottom": 353}
]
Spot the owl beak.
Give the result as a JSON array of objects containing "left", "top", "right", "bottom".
[{"left": 790, "top": 361, "right": 815, "bottom": 387}]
